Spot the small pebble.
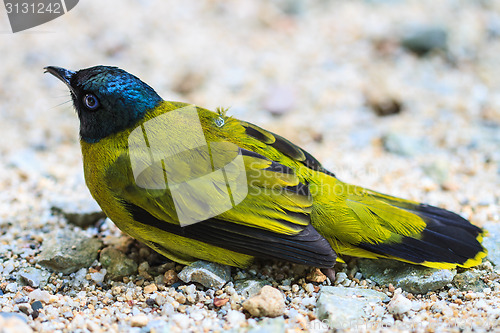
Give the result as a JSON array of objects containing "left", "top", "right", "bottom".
[
  {"left": 18, "top": 303, "right": 31, "bottom": 315},
  {"left": 31, "top": 301, "right": 43, "bottom": 312},
  {"left": 161, "top": 303, "right": 175, "bottom": 316},
  {"left": 28, "top": 290, "right": 50, "bottom": 303},
  {"left": 155, "top": 294, "right": 166, "bottom": 306},
  {"left": 214, "top": 298, "right": 229, "bottom": 308},
  {"left": 178, "top": 261, "right": 230, "bottom": 289},
  {"left": 335, "top": 272, "right": 347, "bottom": 285},
  {"left": 226, "top": 310, "right": 246, "bottom": 326},
  {"left": 175, "top": 293, "right": 186, "bottom": 304},
  {"left": 387, "top": 292, "right": 413, "bottom": 315},
  {"left": 242, "top": 286, "right": 285, "bottom": 317},
  {"left": 144, "top": 283, "right": 157, "bottom": 294},
  {"left": 130, "top": 315, "right": 149, "bottom": 327},
  {"left": 306, "top": 268, "right": 327, "bottom": 283},
  {"left": 304, "top": 283, "right": 315, "bottom": 293},
  {"left": 5, "top": 283, "right": 18, "bottom": 293}
]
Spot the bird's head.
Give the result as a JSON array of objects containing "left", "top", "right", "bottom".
[{"left": 45, "top": 65, "right": 162, "bottom": 143}]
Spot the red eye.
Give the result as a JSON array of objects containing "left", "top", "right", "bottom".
[{"left": 83, "top": 94, "right": 99, "bottom": 110}]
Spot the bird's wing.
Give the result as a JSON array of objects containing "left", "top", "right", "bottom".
[
  {"left": 106, "top": 138, "right": 336, "bottom": 267},
  {"left": 239, "top": 120, "right": 336, "bottom": 178}
]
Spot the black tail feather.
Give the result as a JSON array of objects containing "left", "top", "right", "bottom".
[{"left": 359, "top": 203, "right": 485, "bottom": 268}]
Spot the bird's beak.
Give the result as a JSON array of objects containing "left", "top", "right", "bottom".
[{"left": 44, "top": 66, "right": 77, "bottom": 95}]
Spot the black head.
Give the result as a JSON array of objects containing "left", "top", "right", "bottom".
[{"left": 45, "top": 66, "right": 163, "bottom": 143}]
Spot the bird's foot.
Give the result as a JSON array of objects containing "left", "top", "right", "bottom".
[{"left": 320, "top": 267, "right": 335, "bottom": 283}]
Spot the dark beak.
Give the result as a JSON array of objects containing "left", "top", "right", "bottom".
[{"left": 44, "top": 66, "right": 77, "bottom": 95}]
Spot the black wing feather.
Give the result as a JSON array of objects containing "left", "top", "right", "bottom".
[
  {"left": 123, "top": 201, "right": 336, "bottom": 268},
  {"left": 242, "top": 122, "right": 336, "bottom": 177}
]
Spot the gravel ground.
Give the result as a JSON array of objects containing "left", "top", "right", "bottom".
[{"left": 1, "top": 0, "right": 499, "bottom": 332}]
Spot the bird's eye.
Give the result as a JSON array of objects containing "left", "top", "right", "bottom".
[{"left": 83, "top": 94, "right": 99, "bottom": 110}]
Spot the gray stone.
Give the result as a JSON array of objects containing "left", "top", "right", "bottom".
[
  {"left": 51, "top": 198, "right": 105, "bottom": 228},
  {"left": 234, "top": 279, "right": 271, "bottom": 298},
  {"left": 316, "top": 286, "right": 388, "bottom": 329},
  {"left": 358, "top": 259, "right": 456, "bottom": 294},
  {"left": 18, "top": 267, "right": 50, "bottom": 288},
  {"left": 31, "top": 301, "right": 43, "bottom": 312},
  {"left": 382, "top": 132, "right": 429, "bottom": 157},
  {"left": 452, "top": 270, "right": 488, "bottom": 292},
  {"left": 401, "top": 25, "right": 448, "bottom": 56},
  {"left": 37, "top": 229, "right": 103, "bottom": 274},
  {"left": 99, "top": 247, "right": 138, "bottom": 281},
  {"left": 483, "top": 223, "right": 500, "bottom": 266},
  {"left": 178, "top": 260, "right": 231, "bottom": 289}
]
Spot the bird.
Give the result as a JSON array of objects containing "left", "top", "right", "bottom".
[{"left": 45, "top": 65, "right": 486, "bottom": 276}]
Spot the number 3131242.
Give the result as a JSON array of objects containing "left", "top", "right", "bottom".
[{"left": 5, "top": 2, "right": 62, "bottom": 14}]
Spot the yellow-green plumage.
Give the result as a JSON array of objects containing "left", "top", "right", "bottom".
[{"left": 45, "top": 65, "right": 487, "bottom": 271}]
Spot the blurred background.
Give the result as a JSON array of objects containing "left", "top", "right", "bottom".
[{"left": 0, "top": 0, "right": 498, "bottom": 230}]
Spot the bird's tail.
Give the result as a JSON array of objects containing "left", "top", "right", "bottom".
[{"left": 333, "top": 186, "right": 487, "bottom": 269}]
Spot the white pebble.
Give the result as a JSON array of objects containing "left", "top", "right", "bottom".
[
  {"left": 2, "top": 261, "right": 15, "bottom": 275},
  {"left": 76, "top": 291, "right": 86, "bottom": 301},
  {"left": 487, "top": 308, "right": 500, "bottom": 317},
  {"left": 190, "top": 310, "right": 205, "bottom": 321},
  {"left": 387, "top": 293, "right": 412, "bottom": 315},
  {"left": 185, "top": 284, "right": 196, "bottom": 295},
  {"left": 442, "top": 307, "right": 454, "bottom": 317},
  {"left": 342, "top": 279, "right": 352, "bottom": 287},
  {"left": 302, "top": 297, "right": 316, "bottom": 307},
  {"left": 162, "top": 303, "right": 175, "bottom": 316},
  {"left": 225, "top": 286, "right": 236, "bottom": 296},
  {"left": 411, "top": 301, "right": 423, "bottom": 312},
  {"left": 90, "top": 269, "right": 107, "bottom": 284},
  {"left": 335, "top": 272, "right": 347, "bottom": 285},
  {"left": 304, "top": 283, "right": 315, "bottom": 293},
  {"left": 73, "top": 268, "right": 87, "bottom": 286},
  {"left": 226, "top": 309, "right": 245, "bottom": 326},
  {"left": 381, "top": 314, "right": 395, "bottom": 326},
  {"left": 431, "top": 301, "right": 446, "bottom": 313},
  {"left": 372, "top": 304, "right": 386, "bottom": 317},
  {"left": 475, "top": 299, "right": 488, "bottom": 310},
  {"left": 287, "top": 308, "right": 299, "bottom": 320},
  {"left": 5, "top": 282, "right": 18, "bottom": 293},
  {"left": 172, "top": 313, "right": 190, "bottom": 330}
]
